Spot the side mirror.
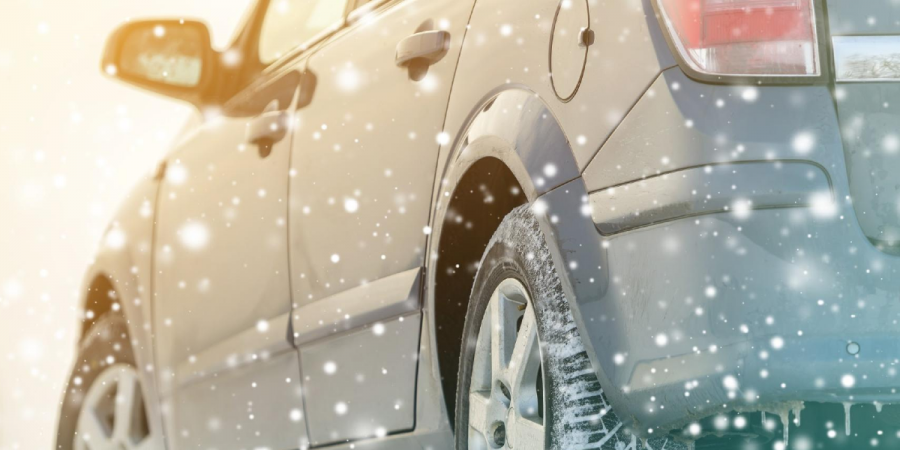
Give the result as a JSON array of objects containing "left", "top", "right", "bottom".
[{"left": 101, "top": 19, "right": 215, "bottom": 105}]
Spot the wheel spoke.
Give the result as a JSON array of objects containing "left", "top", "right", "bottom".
[
  {"left": 511, "top": 416, "right": 545, "bottom": 450},
  {"left": 133, "top": 433, "right": 162, "bottom": 450},
  {"left": 469, "top": 389, "right": 517, "bottom": 449},
  {"left": 468, "top": 391, "right": 492, "bottom": 434},
  {"left": 471, "top": 301, "right": 494, "bottom": 393},
  {"left": 468, "top": 278, "right": 547, "bottom": 450},
  {"left": 508, "top": 307, "right": 541, "bottom": 417},
  {"left": 77, "top": 409, "right": 114, "bottom": 450},
  {"left": 489, "top": 291, "right": 512, "bottom": 378},
  {"left": 113, "top": 367, "right": 138, "bottom": 443},
  {"left": 75, "top": 365, "right": 160, "bottom": 450}
]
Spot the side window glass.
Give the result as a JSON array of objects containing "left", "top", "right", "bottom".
[
  {"left": 352, "top": 0, "right": 376, "bottom": 9},
  {"left": 259, "top": 0, "right": 347, "bottom": 64}
]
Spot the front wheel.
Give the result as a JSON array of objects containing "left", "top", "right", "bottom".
[
  {"left": 454, "top": 205, "right": 683, "bottom": 450},
  {"left": 57, "top": 313, "right": 163, "bottom": 450}
]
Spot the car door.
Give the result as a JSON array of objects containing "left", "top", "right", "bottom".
[
  {"left": 151, "top": 1, "right": 347, "bottom": 448},
  {"left": 286, "top": 0, "right": 476, "bottom": 445},
  {"left": 153, "top": 76, "right": 305, "bottom": 449}
]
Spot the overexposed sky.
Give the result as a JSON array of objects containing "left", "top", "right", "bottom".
[{"left": 0, "top": 1, "right": 251, "bottom": 448}]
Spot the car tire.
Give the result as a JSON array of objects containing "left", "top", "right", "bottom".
[
  {"left": 56, "top": 313, "right": 160, "bottom": 450},
  {"left": 454, "top": 204, "right": 682, "bottom": 450}
]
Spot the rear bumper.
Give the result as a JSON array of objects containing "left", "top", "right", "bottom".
[{"left": 539, "top": 66, "right": 900, "bottom": 433}]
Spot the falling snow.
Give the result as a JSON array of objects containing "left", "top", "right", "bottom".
[{"left": 6, "top": 0, "right": 900, "bottom": 449}]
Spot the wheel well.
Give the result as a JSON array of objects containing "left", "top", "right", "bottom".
[
  {"left": 80, "top": 275, "right": 119, "bottom": 341},
  {"left": 433, "top": 157, "right": 526, "bottom": 430}
]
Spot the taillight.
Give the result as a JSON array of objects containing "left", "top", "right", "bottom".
[{"left": 657, "top": 0, "right": 820, "bottom": 77}]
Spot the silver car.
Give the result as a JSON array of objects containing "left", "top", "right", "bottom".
[{"left": 55, "top": 0, "right": 900, "bottom": 449}]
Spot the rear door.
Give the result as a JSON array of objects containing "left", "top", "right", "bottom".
[{"left": 285, "top": 0, "right": 475, "bottom": 445}]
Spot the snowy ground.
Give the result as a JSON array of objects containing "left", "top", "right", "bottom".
[{"left": 0, "top": 2, "right": 249, "bottom": 448}]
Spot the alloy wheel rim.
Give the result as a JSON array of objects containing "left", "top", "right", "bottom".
[
  {"left": 468, "top": 278, "right": 545, "bottom": 449},
  {"left": 74, "top": 364, "right": 159, "bottom": 450}
]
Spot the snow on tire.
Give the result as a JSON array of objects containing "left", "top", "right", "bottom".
[{"left": 455, "top": 204, "right": 684, "bottom": 450}]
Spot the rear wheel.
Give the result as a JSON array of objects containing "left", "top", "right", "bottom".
[
  {"left": 455, "top": 205, "right": 684, "bottom": 450},
  {"left": 465, "top": 278, "right": 545, "bottom": 450}
]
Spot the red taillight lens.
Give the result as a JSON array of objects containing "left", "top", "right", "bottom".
[{"left": 658, "top": 0, "right": 819, "bottom": 77}]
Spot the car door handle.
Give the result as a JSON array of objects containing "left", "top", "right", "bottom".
[
  {"left": 246, "top": 110, "right": 289, "bottom": 157},
  {"left": 395, "top": 30, "right": 450, "bottom": 67}
]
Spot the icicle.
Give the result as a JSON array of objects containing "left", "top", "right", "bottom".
[
  {"left": 686, "top": 440, "right": 695, "bottom": 450},
  {"left": 761, "top": 411, "right": 766, "bottom": 425},
  {"left": 875, "top": 401, "right": 884, "bottom": 413},
  {"left": 779, "top": 408, "right": 790, "bottom": 445},
  {"left": 792, "top": 403, "right": 803, "bottom": 427},
  {"left": 843, "top": 402, "right": 853, "bottom": 436}
]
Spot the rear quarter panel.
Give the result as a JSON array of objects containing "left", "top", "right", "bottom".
[
  {"left": 438, "top": 0, "right": 675, "bottom": 177},
  {"left": 426, "top": 0, "right": 676, "bottom": 428}
]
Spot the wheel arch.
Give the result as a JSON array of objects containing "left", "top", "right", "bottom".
[
  {"left": 75, "top": 239, "right": 156, "bottom": 373},
  {"left": 77, "top": 251, "right": 147, "bottom": 344},
  {"left": 60, "top": 178, "right": 165, "bottom": 448},
  {"left": 79, "top": 272, "right": 119, "bottom": 340},
  {"left": 77, "top": 221, "right": 154, "bottom": 348},
  {"left": 425, "top": 87, "right": 584, "bottom": 429}
]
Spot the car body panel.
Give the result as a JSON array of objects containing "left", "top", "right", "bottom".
[
  {"left": 286, "top": 0, "right": 474, "bottom": 308},
  {"left": 152, "top": 114, "right": 293, "bottom": 384},
  {"left": 284, "top": 0, "right": 476, "bottom": 444},
  {"left": 831, "top": 77, "right": 900, "bottom": 252},
  {"left": 175, "top": 311, "right": 293, "bottom": 387},
  {"left": 448, "top": 88, "right": 582, "bottom": 200},
  {"left": 151, "top": 69, "right": 305, "bottom": 448},
  {"left": 291, "top": 267, "right": 420, "bottom": 347},
  {"left": 170, "top": 349, "right": 308, "bottom": 449},
  {"left": 83, "top": 176, "right": 164, "bottom": 448},
  {"left": 572, "top": 66, "right": 900, "bottom": 432},
  {"left": 425, "top": 0, "right": 673, "bottom": 432},
  {"left": 588, "top": 161, "right": 833, "bottom": 234},
  {"left": 582, "top": 68, "right": 846, "bottom": 194},
  {"left": 297, "top": 309, "right": 453, "bottom": 450},
  {"left": 436, "top": 0, "right": 675, "bottom": 176},
  {"left": 301, "top": 312, "right": 421, "bottom": 444},
  {"left": 423, "top": 86, "right": 583, "bottom": 436}
]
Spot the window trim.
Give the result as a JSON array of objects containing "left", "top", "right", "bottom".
[
  {"left": 215, "top": 0, "right": 401, "bottom": 112},
  {"left": 259, "top": 0, "right": 355, "bottom": 74},
  {"left": 346, "top": 0, "right": 393, "bottom": 24}
]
